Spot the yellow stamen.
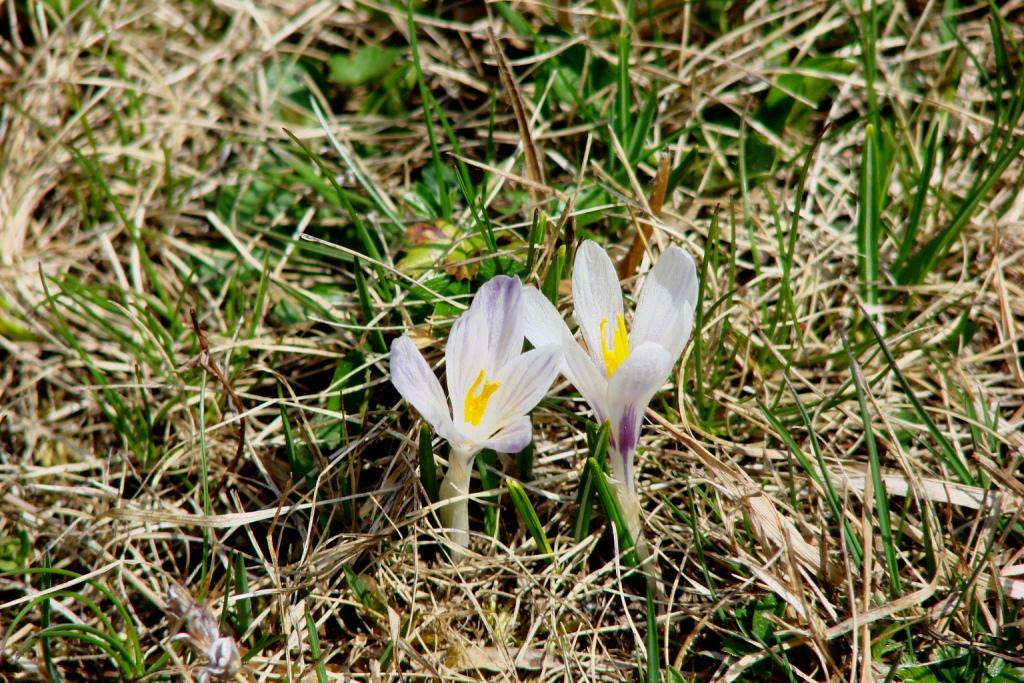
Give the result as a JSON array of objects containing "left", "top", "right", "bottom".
[
  {"left": 600, "top": 314, "right": 630, "bottom": 377},
  {"left": 463, "top": 369, "right": 501, "bottom": 426}
]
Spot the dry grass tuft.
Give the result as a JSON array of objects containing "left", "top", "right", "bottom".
[{"left": 2, "top": 1, "right": 1024, "bottom": 680}]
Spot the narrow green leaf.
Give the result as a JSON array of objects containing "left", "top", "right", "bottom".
[
  {"left": 353, "top": 256, "right": 387, "bottom": 353},
  {"left": 507, "top": 479, "right": 552, "bottom": 556},
  {"left": 588, "top": 457, "right": 640, "bottom": 568},
  {"left": 895, "top": 120, "right": 939, "bottom": 268},
  {"left": 525, "top": 209, "right": 545, "bottom": 276},
  {"left": 476, "top": 449, "right": 501, "bottom": 539},
  {"left": 861, "top": 312, "right": 975, "bottom": 485},
  {"left": 542, "top": 244, "right": 566, "bottom": 306},
  {"left": 305, "top": 605, "right": 328, "bottom": 683},
  {"left": 232, "top": 553, "right": 253, "bottom": 637},
  {"left": 899, "top": 130, "right": 1024, "bottom": 283},
  {"left": 574, "top": 422, "right": 610, "bottom": 540},
  {"left": 405, "top": 5, "right": 451, "bottom": 220},
  {"left": 418, "top": 424, "right": 439, "bottom": 503},
  {"left": 843, "top": 333, "right": 900, "bottom": 594},
  {"left": 645, "top": 583, "right": 660, "bottom": 682},
  {"left": 858, "top": 124, "right": 880, "bottom": 313},
  {"left": 781, "top": 379, "right": 864, "bottom": 566},
  {"left": 343, "top": 565, "right": 386, "bottom": 615}
]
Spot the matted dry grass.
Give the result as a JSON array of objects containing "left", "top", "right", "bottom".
[{"left": 2, "top": 1, "right": 1023, "bottom": 681}]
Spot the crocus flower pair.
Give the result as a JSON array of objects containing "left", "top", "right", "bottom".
[{"left": 390, "top": 240, "right": 698, "bottom": 552}]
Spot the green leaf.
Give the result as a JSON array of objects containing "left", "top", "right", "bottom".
[
  {"left": 858, "top": 124, "right": 881, "bottom": 312},
  {"left": 305, "top": 605, "right": 328, "bottom": 683},
  {"left": 542, "top": 244, "right": 566, "bottom": 306},
  {"left": 477, "top": 449, "right": 501, "bottom": 539},
  {"left": 588, "top": 457, "right": 640, "bottom": 568},
  {"left": 843, "top": 333, "right": 900, "bottom": 596},
  {"left": 328, "top": 45, "right": 402, "bottom": 87},
  {"left": 418, "top": 425, "right": 439, "bottom": 503},
  {"left": 574, "top": 422, "right": 610, "bottom": 540},
  {"left": 507, "top": 479, "right": 552, "bottom": 557}
]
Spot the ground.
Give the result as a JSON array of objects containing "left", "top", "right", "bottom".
[{"left": 1, "top": 1, "right": 1024, "bottom": 681}]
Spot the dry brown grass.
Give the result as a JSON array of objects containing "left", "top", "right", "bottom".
[{"left": 2, "top": 0, "right": 1024, "bottom": 681}]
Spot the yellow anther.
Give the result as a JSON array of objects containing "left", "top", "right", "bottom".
[
  {"left": 463, "top": 369, "right": 501, "bottom": 426},
  {"left": 600, "top": 314, "right": 630, "bottom": 377}
]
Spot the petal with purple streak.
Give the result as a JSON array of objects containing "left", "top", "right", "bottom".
[
  {"left": 605, "top": 342, "right": 673, "bottom": 491},
  {"left": 390, "top": 335, "right": 458, "bottom": 442},
  {"left": 468, "top": 274, "right": 524, "bottom": 371}
]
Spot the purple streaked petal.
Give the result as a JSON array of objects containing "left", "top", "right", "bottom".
[
  {"left": 605, "top": 342, "right": 673, "bottom": 491},
  {"left": 468, "top": 274, "right": 524, "bottom": 370},
  {"left": 615, "top": 405, "right": 641, "bottom": 458},
  {"left": 390, "top": 336, "right": 456, "bottom": 439}
]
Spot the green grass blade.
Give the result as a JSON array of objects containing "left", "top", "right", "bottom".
[
  {"left": 542, "top": 244, "right": 566, "bottom": 306},
  {"left": 861, "top": 312, "right": 975, "bottom": 485},
  {"left": 574, "top": 422, "right": 610, "bottom": 541},
  {"left": 857, "top": 124, "right": 881, "bottom": 315},
  {"left": 305, "top": 605, "right": 328, "bottom": 683},
  {"left": 843, "top": 333, "right": 900, "bottom": 595},
  {"left": 898, "top": 130, "right": 1024, "bottom": 283},
  {"left": 309, "top": 98, "right": 405, "bottom": 231},
  {"left": 645, "top": 583, "right": 660, "bottom": 682},
  {"left": 507, "top": 479, "right": 552, "bottom": 557},
  {"left": 895, "top": 120, "right": 939, "bottom": 268},
  {"left": 232, "top": 552, "right": 253, "bottom": 638},
  {"left": 419, "top": 425, "right": 439, "bottom": 504},
  {"left": 353, "top": 256, "right": 387, "bottom": 353},
  {"left": 405, "top": 4, "right": 451, "bottom": 220},
  {"left": 476, "top": 449, "right": 501, "bottom": 539},
  {"left": 781, "top": 380, "right": 864, "bottom": 566},
  {"left": 588, "top": 457, "right": 639, "bottom": 568}
]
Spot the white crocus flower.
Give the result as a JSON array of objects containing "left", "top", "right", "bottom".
[
  {"left": 390, "top": 275, "right": 561, "bottom": 549},
  {"left": 522, "top": 240, "right": 698, "bottom": 546}
]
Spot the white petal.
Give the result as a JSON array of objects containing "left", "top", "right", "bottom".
[
  {"left": 572, "top": 240, "right": 625, "bottom": 373},
  {"left": 563, "top": 340, "right": 609, "bottom": 421},
  {"left": 477, "top": 345, "right": 561, "bottom": 436},
  {"left": 522, "top": 285, "right": 609, "bottom": 420},
  {"left": 521, "top": 285, "right": 569, "bottom": 349},
  {"left": 605, "top": 343, "right": 673, "bottom": 489},
  {"left": 631, "top": 245, "right": 698, "bottom": 362},
  {"left": 468, "top": 275, "right": 524, "bottom": 370},
  {"left": 445, "top": 311, "right": 489, "bottom": 422},
  {"left": 390, "top": 336, "right": 455, "bottom": 438},
  {"left": 478, "top": 416, "right": 532, "bottom": 453}
]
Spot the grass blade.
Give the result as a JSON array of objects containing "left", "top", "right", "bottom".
[
  {"left": 574, "top": 421, "right": 610, "bottom": 541},
  {"left": 843, "top": 333, "right": 900, "bottom": 595},
  {"left": 857, "top": 124, "right": 881, "bottom": 318},
  {"left": 305, "top": 605, "right": 328, "bottom": 683},
  {"left": 418, "top": 425, "right": 439, "bottom": 504},
  {"left": 507, "top": 479, "right": 552, "bottom": 556},
  {"left": 588, "top": 457, "right": 639, "bottom": 568},
  {"left": 861, "top": 311, "right": 975, "bottom": 485}
]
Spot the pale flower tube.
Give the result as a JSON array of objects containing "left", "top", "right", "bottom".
[
  {"left": 390, "top": 275, "right": 561, "bottom": 549},
  {"left": 522, "top": 240, "right": 698, "bottom": 545}
]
